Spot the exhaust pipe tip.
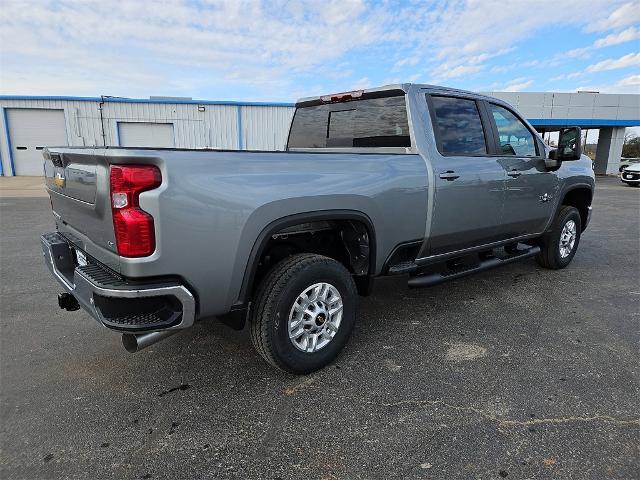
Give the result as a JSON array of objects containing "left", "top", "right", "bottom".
[
  {"left": 122, "top": 330, "right": 179, "bottom": 353},
  {"left": 121, "top": 333, "right": 139, "bottom": 353}
]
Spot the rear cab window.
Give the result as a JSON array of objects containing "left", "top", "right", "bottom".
[
  {"left": 428, "top": 95, "right": 489, "bottom": 156},
  {"left": 287, "top": 93, "right": 411, "bottom": 149}
]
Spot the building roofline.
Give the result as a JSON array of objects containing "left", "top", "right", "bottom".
[
  {"left": 0, "top": 95, "right": 295, "bottom": 107},
  {"left": 1, "top": 93, "right": 637, "bottom": 127},
  {"left": 3, "top": 85, "right": 637, "bottom": 107},
  {"left": 528, "top": 118, "right": 639, "bottom": 127}
]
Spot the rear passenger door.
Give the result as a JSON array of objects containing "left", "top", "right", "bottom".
[
  {"left": 486, "top": 102, "right": 558, "bottom": 237},
  {"left": 423, "top": 95, "right": 507, "bottom": 257}
]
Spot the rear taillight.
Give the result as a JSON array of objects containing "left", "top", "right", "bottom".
[{"left": 109, "top": 165, "right": 161, "bottom": 257}]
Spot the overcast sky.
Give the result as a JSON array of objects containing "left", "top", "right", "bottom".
[{"left": 0, "top": 0, "right": 639, "bottom": 104}]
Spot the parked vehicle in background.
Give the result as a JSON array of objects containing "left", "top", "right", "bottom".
[
  {"left": 619, "top": 157, "right": 640, "bottom": 173},
  {"left": 40, "top": 84, "right": 595, "bottom": 374},
  {"left": 620, "top": 162, "right": 640, "bottom": 186}
]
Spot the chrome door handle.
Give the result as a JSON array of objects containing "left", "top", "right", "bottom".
[
  {"left": 507, "top": 170, "right": 522, "bottom": 178},
  {"left": 439, "top": 171, "right": 460, "bottom": 181}
]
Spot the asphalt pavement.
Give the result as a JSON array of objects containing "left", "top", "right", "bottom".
[{"left": 1, "top": 176, "right": 638, "bottom": 479}]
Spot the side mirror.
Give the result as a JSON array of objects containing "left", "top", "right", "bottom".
[{"left": 550, "top": 127, "right": 582, "bottom": 161}]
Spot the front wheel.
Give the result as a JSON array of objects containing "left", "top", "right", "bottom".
[
  {"left": 536, "top": 205, "right": 582, "bottom": 270},
  {"left": 249, "top": 253, "right": 357, "bottom": 374}
]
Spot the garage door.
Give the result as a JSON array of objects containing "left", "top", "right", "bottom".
[
  {"left": 118, "top": 122, "right": 175, "bottom": 148},
  {"left": 6, "top": 109, "right": 67, "bottom": 176}
]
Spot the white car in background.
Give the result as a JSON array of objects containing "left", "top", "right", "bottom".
[
  {"left": 619, "top": 158, "right": 640, "bottom": 173},
  {"left": 620, "top": 162, "right": 640, "bottom": 187}
]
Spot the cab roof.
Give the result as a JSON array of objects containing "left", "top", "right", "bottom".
[{"left": 296, "top": 83, "right": 499, "bottom": 106}]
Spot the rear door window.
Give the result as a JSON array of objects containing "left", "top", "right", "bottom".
[
  {"left": 287, "top": 95, "right": 410, "bottom": 149},
  {"left": 430, "top": 96, "right": 488, "bottom": 155},
  {"left": 489, "top": 103, "right": 537, "bottom": 157}
]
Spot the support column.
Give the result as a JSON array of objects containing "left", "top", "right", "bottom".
[{"left": 594, "top": 127, "right": 626, "bottom": 175}]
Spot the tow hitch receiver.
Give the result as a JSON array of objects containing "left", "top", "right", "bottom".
[{"left": 58, "top": 292, "right": 80, "bottom": 311}]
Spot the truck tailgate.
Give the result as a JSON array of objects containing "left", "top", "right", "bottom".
[{"left": 44, "top": 148, "right": 119, "bottom": 269}]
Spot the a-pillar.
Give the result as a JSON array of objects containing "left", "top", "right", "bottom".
[{"left": 594, "top": 127, "right": 626, "bottom": 175}]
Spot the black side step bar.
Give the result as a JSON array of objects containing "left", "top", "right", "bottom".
[
  {"left": 407, "top": 246, "right": 541, "bottom": 289},
  {"left": 388, "top": 260, "right": 420, "bottom": 275}
]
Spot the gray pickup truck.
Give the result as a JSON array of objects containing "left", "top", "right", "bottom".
[{"left": 41, "top": 84, "right": 594, "bottom": 373}]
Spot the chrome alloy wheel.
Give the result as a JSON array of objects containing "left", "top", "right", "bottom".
[
  {"left": 288, "top": 282, "right": 343, "bottom": 353},
  {"left": 559, "top": 219, "right": 577, "bottom": 258}
]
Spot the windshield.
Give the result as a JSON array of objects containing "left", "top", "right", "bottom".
[{"left": 287, "top": 95, "right": 410, "bottom": 149}]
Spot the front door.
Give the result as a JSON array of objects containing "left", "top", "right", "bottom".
[
  {"left": 487, "top": 103, "right": 558, "bottom": 237},
  {"left": 422, "top": 95, "right": 507, "bottom": 257}
]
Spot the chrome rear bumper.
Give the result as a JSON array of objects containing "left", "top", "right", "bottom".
[{"left": 41, "top": 232, "right": 196, "bottom": 332}]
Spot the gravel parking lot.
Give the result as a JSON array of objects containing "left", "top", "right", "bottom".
[{"left": 1, "top": 176, "right": 638, "bottom": 480}]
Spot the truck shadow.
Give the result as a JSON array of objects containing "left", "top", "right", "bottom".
[{"left": 187, "top": 257, "right": 550, "bottom": 376}]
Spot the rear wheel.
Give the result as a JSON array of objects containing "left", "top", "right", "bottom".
[
  {"left": 249, "top": 253, "right": 357, "bottom": 374},
  {"left": 536, "top": 205, "right": 581, "bottom": 270}
]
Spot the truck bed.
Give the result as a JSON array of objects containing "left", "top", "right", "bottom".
[{"left": 44, "top": 146, "right": 429, "bottom": 318}]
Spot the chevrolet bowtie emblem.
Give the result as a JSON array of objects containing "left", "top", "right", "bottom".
[{"left": 54, "top": 172, "right": 66, "bottom": 188}]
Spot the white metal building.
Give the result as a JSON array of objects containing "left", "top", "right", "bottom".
[
  {"left": 0, "top": 96, "right": 294, "bottom": 176},
  {"left": 483, "top": 90, "right": 640, "bottom": 175},
  {"left": 1, "top": 90, "right": 638, "bottom": 176}
]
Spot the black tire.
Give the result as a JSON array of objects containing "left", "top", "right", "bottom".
[
  {"left": 249, "top": 253, "right": 357, "bottom": 374},
  {"left": 536, "top": 205, "right": 582, "bottom": 270}
]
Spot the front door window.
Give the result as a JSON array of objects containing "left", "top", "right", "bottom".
[{"left": 489, "top": 104, "right": 537, "bottom": 157}]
